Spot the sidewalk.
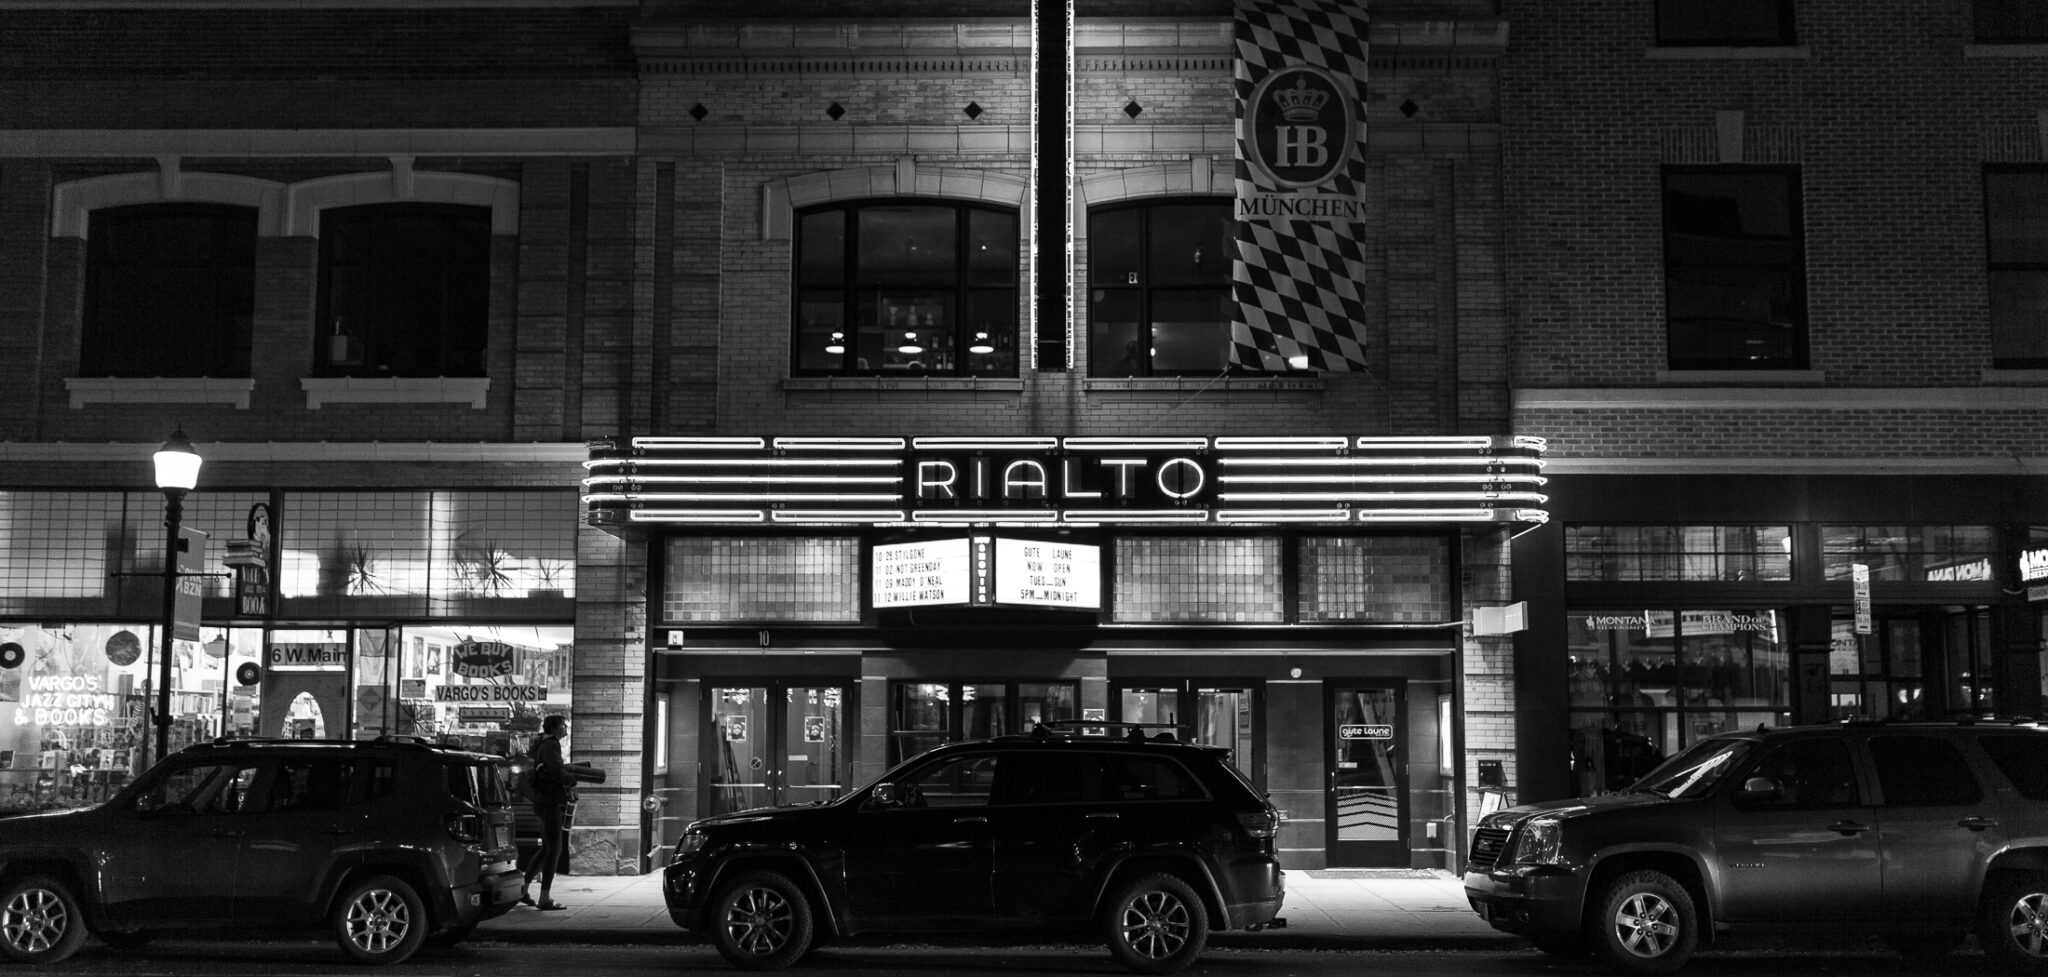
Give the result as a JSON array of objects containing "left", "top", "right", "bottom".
[{"left": 475, "top": 868, "right": 1520, "bottom": 951}]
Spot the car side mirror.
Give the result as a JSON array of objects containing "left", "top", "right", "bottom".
[
  {"left": 871, "top": 783, "right": 903, "bottom": 808},
  {"left": 1735, "top": 776, "right": 1783, "bottom": 804}
]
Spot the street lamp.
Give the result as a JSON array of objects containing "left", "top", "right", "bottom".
[{"left": 151, "top": 428, "right": 201, "bottom": 766}]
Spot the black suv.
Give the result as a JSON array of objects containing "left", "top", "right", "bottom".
[
  {"left": 663, "top": 723, "right": 1286, "bottom": 974},
  {"left": 0, "top": 736, "right": 524, "bottom": 967},
  {"left": 1465, "top": 719, "right": 2048, "bottom": 973}
]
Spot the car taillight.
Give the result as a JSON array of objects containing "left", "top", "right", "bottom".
[
  {"left": 1237, "top": 809, "right": 1279, "bottom": 839},
  {"left": 446, "top": 813, "right": 483, "bottom": 844}
]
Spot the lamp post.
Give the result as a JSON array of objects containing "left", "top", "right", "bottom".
[{"left": 152, "top": 428, "right": 202, "bottom": 766}]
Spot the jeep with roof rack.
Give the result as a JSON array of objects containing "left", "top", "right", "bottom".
[
  {"left": 0, "top": 735, "right": 523, "bottom": 966},
  {"left": 1465, "top": 718, "right": 2048, "bottom": 973},
  {"left": 663, "top": 721, "right": 1285, "bottom": 974}
]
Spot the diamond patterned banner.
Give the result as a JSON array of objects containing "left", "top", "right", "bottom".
[{"left": 1232, "top": 0, "right": 1371, "bottom": 372}]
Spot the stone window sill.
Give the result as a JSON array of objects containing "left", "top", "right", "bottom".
[
  {"left": 66, "top": 377, "right": 254, "bottom": 409},
  {"left": 301, "top": 377, "right": 490, "bottom": 408}
]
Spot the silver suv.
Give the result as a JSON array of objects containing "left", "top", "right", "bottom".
[{"left": 1465, "top": 720, "right": 2048, "bottom": 973}]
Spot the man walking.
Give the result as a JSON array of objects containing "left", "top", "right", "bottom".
[{"left": 521, "top": 714, "right": 573, "bottom": 910}]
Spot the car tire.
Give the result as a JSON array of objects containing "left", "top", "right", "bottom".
[
  {"left": 332, "top": 874, "right": 429, "bottom": 966},
  {"left": 0, "top": 874, "right": 87, "bottom": 965},
  {"left": 1978, "top": 873, "right": 2048, "bottom": 971},
  {"left": 1880, "top": 931, "right": 1964, "bottom": 961},
  {"left": 98, "top": 929, "right": 157, "bottom": 951},
  {"left": 1102, "top": 872, "right": 1209, "bottom": 976},
  {"left": 708, "top": 871, "right": 813, "bottom": 971},
  {"left": 1589, "top": 870, "right": 1696, "bottom": 975}
]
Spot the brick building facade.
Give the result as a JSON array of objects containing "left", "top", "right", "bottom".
[
  {"left": 26, "top": 0, "right": 2037, "bottom": 878},
  {"left": 1500, "top": 0, "right": 2048, "bottom": 801}
]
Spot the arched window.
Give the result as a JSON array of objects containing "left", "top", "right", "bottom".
[
  {"left": 793, "top": 200, "right": 1019, "bottom": 377},
  {"left": 1087, "top": 199, "right": 1236, "bottom": 377},
  {"left": 317, "top": 203, "right": 490, "bottom": 378},
  {"left": 82, "top": 204, "right": 256, "bottom": 377}
]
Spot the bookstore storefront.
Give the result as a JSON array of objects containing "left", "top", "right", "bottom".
[
  {"left": 0, "top": 488, "right": 579, "bottom": 813},
  {"left": 587, "top": 434, "right": 1549, "bottom": 870}
]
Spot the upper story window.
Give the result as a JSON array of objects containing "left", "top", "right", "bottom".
[
  {"left": 1974, "top": 0, "right": 2048, "bottom": 42},
  {"left": 1820, "top": 525, "right": 1997, "bottom": 583},
  {"left": 82, "top": 204, "right": 255, "bottom": 377},
  {"left": 1088, "top": 200, "right": 1236, "bottom": 377},
  {"left": 1986, "top": 167, "right": 2048, "bottom": 368},
  {"left": 317, "top": 203, "right": 489, "bottom": 378},
  {"left": 1655, "top": 0, "right": 1795, "bottom": 46},
  {"left": 1566, "top": 525, "right": 1792, "bottom": 582},
  {"left": 1663, "top": 167, "right": 1808, "bottom": 370},
  {"left": 793, "top": 201, "right": 1019, "bottom": 377}
]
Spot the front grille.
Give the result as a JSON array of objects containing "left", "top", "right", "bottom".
[{"left": 1468, "top": 827, "right": 1510, "bottom": 869}]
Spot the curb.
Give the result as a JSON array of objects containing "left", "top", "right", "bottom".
[{"left": 469, "top": 927, "right": 1527, "bottom": 952}]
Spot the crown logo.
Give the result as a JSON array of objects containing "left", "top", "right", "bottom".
[{"left": 1271, "top": 78, "right": 1330, "bottom": 122}]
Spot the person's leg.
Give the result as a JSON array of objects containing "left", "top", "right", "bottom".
[{"left": 535, "top": 806, "right": 565, "bottom": 908}]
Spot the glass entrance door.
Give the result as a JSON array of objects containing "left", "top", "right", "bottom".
[
  {"left": 706, "top": 684, "right": 848, "bottom": 816},
  {"left": 1327, "top": 681, "right": 1408, "bottom": 867}
]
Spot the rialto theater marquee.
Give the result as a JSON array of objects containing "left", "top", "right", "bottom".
[{"left": 582, "top": 435, "right": 1549, "bottom": 528}]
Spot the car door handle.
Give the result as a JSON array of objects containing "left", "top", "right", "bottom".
[
  {"left": 1959, "top": 816, "right": 2000, "bottom": 832},
  {"left": 1084, "top": 812, "right": 1121, "bottom": 820},
  {"left": 954, "top": 816, "right": 988, "bottom": 825},
  {"left": 1827, "top": 820, "right": 1872, "bottom": 835}
]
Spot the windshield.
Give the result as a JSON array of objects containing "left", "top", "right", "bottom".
[{"left": 1628, "top": 737, "right": 1754, "bottom": 799}]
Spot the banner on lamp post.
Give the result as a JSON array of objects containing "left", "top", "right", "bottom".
[{"left": 174, "top": 527, "right": 208, "bottom": 643}]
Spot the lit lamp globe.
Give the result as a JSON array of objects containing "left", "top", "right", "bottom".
[{"left": 153, "top": 428, "right": 202, "bottom": 494}]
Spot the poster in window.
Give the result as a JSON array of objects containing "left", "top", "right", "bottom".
[
  {"left": 723, "top": 715, "right": 749, "bottom": 743},
  {"left": 803, "top": 715, "right": 826, "bottom": 743}
]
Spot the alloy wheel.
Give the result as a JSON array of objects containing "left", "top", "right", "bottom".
[
  {"left": 1118, "top": 888, "right": 1193, "bottom": 961},
  {"left": 725, "top": 885, "right": 795, "bottom": 956},
  {"left": 1612, "top": 890, "right": 1681, "bottom": 959},
  {"left": 344, "top": 886, "right": 415, "bottom": 955},
  {"left": 2005, "top": 890, "right": 2048, "bottom": 958},
  {"left": 2, "top": 886, "right": 68, "bottom": 954}
]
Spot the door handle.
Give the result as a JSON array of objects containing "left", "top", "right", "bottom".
[
  {"left": 1958, "top": 816, "right": 2000, "bottom": 832},
  {"left": 1085, "top": 812, "right": 1121, "bottom": 820},
  {"left": 1827, "top": 820, "right": 1872, "bottom": 835},
  {"left": 954, "top": 816, "right": 989, "bottom": 825}
]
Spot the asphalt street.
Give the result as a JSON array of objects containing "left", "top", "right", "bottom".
[{"left": 16, "top": 937, "right": 2025, "bottom": 977}]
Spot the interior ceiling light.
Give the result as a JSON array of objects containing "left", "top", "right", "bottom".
[
  {"left": 825, "top": 331, "right": 845, "bottom": 355},
  {"left": 897, "top": 331, "right": 923, "bottom": 355},
  {"left": 969, "top": 331, "right": 994, "bottom": 354}
]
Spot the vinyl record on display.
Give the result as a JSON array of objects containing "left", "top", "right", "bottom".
[
  {"left": 104, "top": 629, "right": 142, "bottom": 667},
  {"left": 236, "top": 662, "right": 262, "bottom": 686},
  {"left": 0, "top": 642, "right": 22, "bottom": 670}
]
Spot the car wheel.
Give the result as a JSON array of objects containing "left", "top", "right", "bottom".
[
  {"left": 0, "top": 874, "right": 87, "bottom": 965},
  {"left": 424, "top": 921, "right": 477, "bottom": 949},
  {"left": 98, "top": 929, "right": 157, "bottom": 951},
  {"left": 1979, "top": 873, "right": 2048, "bottom": 971},
  {"left": 1880, "top": 931, "right": 1963, "bottom": 961},
  {"left": 332, "top": 874, "right": 429, "bottom": 966},
  {"left": 709, "top": 871, "right": 813, "bottom": 971},
  {"left": 1102, "top": 872, "right": 1209, "bottom": 976},
  {"left": 1589, "top": 870, "right": 1696, "bottom": 974}
]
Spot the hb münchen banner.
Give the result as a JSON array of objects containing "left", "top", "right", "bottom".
[{"left": 1231, "top": 0, "right": 1370, "bottom": 372}]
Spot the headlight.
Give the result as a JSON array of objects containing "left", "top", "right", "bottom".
[
  {"left": 671, "top": 831, "right": 708, "bottom": 864},
  {"left": 1509, "top": 813, "right": 1566, "bottom": 865}
]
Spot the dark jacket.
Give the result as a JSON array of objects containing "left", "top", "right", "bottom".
[{"left": 530, "top": 733, "right": 575, "bottom": 806}]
